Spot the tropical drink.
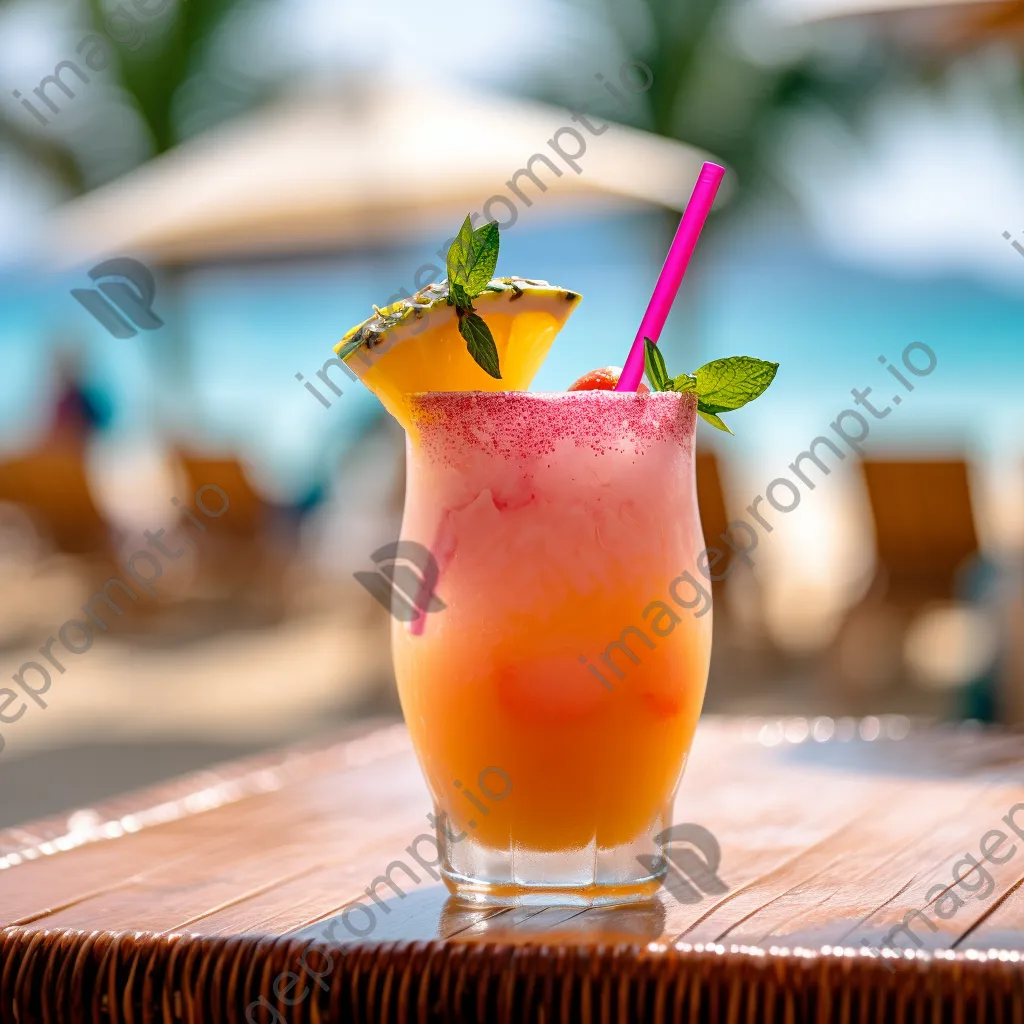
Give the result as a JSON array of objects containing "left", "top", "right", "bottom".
[
  {"left": 335, "top": 207, "right": 776, "bottom": 905},
  {"left": 394, "top": 389, "right": 710, "bottom": 902}
]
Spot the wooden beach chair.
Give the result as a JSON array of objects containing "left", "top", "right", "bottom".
[
  {"left": 861, "top": 458, "right": 978, "bottom": 604},
  {"left": 827, "top": 457, "right": 981, "bottom": 711},
  {"left": 0, "top": 448, "right": 111, "bottom": 558}
]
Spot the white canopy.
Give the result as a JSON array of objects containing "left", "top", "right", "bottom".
[
  {"left": 772, "top": 0, "right": 997, "bottom": 18},
  {"left": 44, "top": 75, "right": 720, "bottom": 268},
  {"left": 762, "top": 0, "right": 1019, "bottom": 47}
]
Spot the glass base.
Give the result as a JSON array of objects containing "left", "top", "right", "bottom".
[
  {"left": 443, "top": 867, "right": 664, "bottom": 907},
  {"left": 438, "top": 817, "right": 668, "bottom": 908}
]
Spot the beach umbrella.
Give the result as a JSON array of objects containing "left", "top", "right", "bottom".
[
  {"left": 44, "top": 73, "right": 719, "bottom": 269},
  {"left": 770, "top": 0, "right": 1024, "bottom": 50}
]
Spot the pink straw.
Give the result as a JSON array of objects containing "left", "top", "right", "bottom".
[{"left": 615, "top": 162, "right": 725, "bottom": 392}]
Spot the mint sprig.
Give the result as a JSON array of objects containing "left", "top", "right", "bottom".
[
  {"left": 643, "top": 338, "right": 778, "bottom": 434},
  {"left": 446, "top": 215, "right": 502, "bottom": 379},
  {"left": 458, "top": 311, "right": 501, "bottom": 378},
  {"left": 643, "top": 338, "right": 671, "bottom": 392}
]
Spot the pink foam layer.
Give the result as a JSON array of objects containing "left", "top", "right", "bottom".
[{"left": 409, "top": 391, "right": 696, "bottom": 462}]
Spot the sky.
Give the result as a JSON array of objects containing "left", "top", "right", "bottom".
[{"left": 2, "top": 0, "right": 1024, "bottom": 283}]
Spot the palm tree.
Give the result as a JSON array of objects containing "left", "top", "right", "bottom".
[
  {"left": 0, "top": 0, "right": 276, "bottom": 195},
  {"left": 553, "top": 0, "right": 903, "bottom": 214}
]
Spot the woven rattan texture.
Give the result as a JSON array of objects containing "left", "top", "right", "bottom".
[{"left": 3, "top": 930, "right": 1024, "bottom": 1023}]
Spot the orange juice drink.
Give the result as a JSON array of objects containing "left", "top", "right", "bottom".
[{"left": 394, "top": 389, "right": 712, "bottom": 905}]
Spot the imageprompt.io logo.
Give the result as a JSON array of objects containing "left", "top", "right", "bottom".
[
  {"left": 637, "top": 823, "right": 729, "bottom": 905},
  {"left": 71, "top": 257, "right": 164, "bottom": 339},
  {"left": 355, "top": 541, "right": 446, "bottom": 623}
]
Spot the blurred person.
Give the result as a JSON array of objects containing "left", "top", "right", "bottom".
[
  {"left": 0, "top": 344, "right": 116, "bottom": 562},
  {"left": 46, "top": 346, "right": 114, "bottom": 451}
]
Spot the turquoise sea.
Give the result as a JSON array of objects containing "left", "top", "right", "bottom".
[{"left": 1, "top": 209, "right": 1022, "bottom": 501}]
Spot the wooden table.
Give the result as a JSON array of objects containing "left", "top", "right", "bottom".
[{"left": 4, "top": 715, "right": 1024, "bottom": 1022}]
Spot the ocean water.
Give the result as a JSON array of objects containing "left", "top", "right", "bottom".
[{"left": 1, "top": 208, "right": 1022, "bottom": 502}]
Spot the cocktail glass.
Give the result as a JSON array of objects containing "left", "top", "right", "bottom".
[{"left": 392, "top": 389, "right": 712, "bottom": 906}]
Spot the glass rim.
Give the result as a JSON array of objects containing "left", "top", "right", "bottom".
[
  {"left": 405, "top": 390, "right": 695, "bottom": 403},
  {"left": 406, "top": 389, "right": 696, "bottom": 454}
]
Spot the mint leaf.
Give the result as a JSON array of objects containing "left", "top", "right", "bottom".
[
  {"left": 465, "top": 222, "right": 499, "bottom": 297},
  {"left": 693, "top": 357, "right": 779, "bottom": 415},
  {"left": 697, "top": 407, "right": 733, "bottom": 434},
  {"left": 449, "top": 281, "right": 473, "bottom": 310},
  {"left": 640, "top": 345, "right": 777, "bottom": 434},
  {"left": 446, "top": 215, "right": 476, "bottom": 295},
  {"left": 458, "top": 311, "right": 502, "bottom": 379},
  {"left": 446, "top": 216, "right": 500, "bottom": 301},
  {"left": 643, "top": 338, "right": 671, "bottom": 391}
]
